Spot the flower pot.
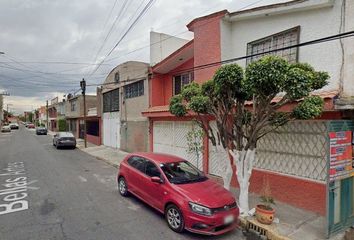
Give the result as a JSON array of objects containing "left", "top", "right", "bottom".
[{"left": 255, "top": 204, "right": 275, "bottom": 225}]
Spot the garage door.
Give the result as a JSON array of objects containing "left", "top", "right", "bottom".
[
  {"left": 153, "top": 121, "right": 202, "bottom": 170},
  {"left": 103, "top": 112, "right": 120, "bottom": 148}
]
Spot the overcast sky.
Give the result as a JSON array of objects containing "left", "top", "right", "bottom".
[{"left": 0, "top": 0, "right": 288, "bottom": 114}]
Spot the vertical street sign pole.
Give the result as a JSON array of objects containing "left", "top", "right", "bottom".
[
  {"left": 46, "top": 100, "right": 49, "bottom": 129},
  {"left": 80, "top": 78, "right": 87, "bottom": 148}
]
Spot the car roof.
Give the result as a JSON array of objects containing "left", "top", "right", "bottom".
[{"left": 128, "top": 152, "right": 187, "bottom": 164}]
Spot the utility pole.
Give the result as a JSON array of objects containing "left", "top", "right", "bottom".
[
  {"left": 80, "top": 78, "right": 87, "bottom": 148},
  {"left": 46, "top": 100, "right": 49, "bottom": 129}
]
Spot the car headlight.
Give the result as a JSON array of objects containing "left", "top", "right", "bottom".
[{"left": 189, "top": 202, "right": 212, "bottom": 216}]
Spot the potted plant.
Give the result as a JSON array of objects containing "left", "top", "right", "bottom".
[{"left": 256, "top": 176, "right": 275, "bottom": 225}]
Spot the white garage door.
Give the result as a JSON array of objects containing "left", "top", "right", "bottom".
[
  {"left": 153, "top": 121, "right": 202, "bottom": 170},
  {"left": 103, "top": 112, "right": 120, "bottom": 148}
]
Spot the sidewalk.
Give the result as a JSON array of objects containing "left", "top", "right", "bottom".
[
  {"left": 79, "top": 144, "right": 128, "bottom": 168},
  {"left": 230, "top": 188, "right": 346, "bottom": 240}
]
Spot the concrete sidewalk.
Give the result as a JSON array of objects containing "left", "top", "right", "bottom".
[
  {"left": 79, "top": 144, "right": 128, "bottom": 168},
  {"left": 231, "top": 189, "right": 346, "bottom": 240}
]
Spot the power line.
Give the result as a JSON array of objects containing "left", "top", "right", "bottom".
[
  {"left": 167, "top": 30, "right": 354, "bottom": 75},
  {"left": 89, "top": 0, "right": 156, "bottom": 76},
  {"left": 0, "top": 61, "right": 110, "bottom": 65},
  {"left": 104, "top": 0, "right": 268, "bottom": 63},
  {"left": 90, "top": 0, "right": 131, "bottom": 72}
]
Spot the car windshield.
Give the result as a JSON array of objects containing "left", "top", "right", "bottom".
[{"left": 160, "top": 161, "right": 207, "bottom": 184}]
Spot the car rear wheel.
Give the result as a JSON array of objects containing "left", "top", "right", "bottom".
[
  {"left": 118, "top": 177, "right": 128, "bottom": 196},
  {"left": 165, "top": 204, "right": 184, "bottom": 233}
]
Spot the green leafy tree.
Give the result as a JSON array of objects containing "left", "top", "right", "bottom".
[
  {"left": 169, "top": 56, "right": 329, "bottom": 213},
  {"left": 58, "top": 119, "right": 67, "bottom": 131}
]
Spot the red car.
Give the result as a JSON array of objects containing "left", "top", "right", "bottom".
[
  {"left": 28, "top": 123, "right": 35, "bottom": 129},
  {"left": 117, "top": 153, "right": 239, "bottom": 235}
]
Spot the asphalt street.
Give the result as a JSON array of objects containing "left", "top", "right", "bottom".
[{"left": 0, "top": 126, "right": 245, "bottom": 240}]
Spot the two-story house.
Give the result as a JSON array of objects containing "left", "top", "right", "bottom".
[
  {"left": 99, "top": 61, "right": 150, "bottom": 152},
  {"left": 143, "top": 0, "right": 354, "bottom": 236},
  {"left": 65, "top": 94, "right": 100, "bottom": 145},
  {"left": 48, "top": 97, "right": 59, "bottom": 131}
]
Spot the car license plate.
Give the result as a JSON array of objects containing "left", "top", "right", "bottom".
[{"left": 224, "top": 215, "right": 234, "bottom": 224}]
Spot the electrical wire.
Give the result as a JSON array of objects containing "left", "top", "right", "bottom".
[
  {"left": 89, "top": 0, "right": 131, "bottom": 72},
  {"left": 88, "top": 0, "right": 156, "bottom": 76}
]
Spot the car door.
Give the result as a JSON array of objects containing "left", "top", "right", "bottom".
[
  {"left": 126, "top": 156, "right": 146, "bottom": 198},
  {"left": 142, "top": 160, "right": 166, "bottom": 211}
]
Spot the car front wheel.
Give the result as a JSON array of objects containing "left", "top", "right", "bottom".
[
  {"left": 165, "top": 204, "right": 184, "bottom": 233},
  {"left": 118, "top": 177, "right": 128, "bottom": 196}
]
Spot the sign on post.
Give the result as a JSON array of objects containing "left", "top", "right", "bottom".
[{"left": 329, "top": 131, "right": 354, "bottom": 181}]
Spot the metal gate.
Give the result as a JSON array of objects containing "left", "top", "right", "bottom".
[
  {"left": 153, "top": 121, "right": 202, "bottom": 169},
  {"left": 103, "top": 112, "right": 120, "bottom": 148}
]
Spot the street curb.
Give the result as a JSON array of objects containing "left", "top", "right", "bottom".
[
  {"left": 95, "top": 156, "right": 120, "bottom": 169},
  {"left": 240, "top": 216, "right": 292, "bottom": 240},
  {"left": 77, "top": 148, "right": 120, "bottom": 169}
]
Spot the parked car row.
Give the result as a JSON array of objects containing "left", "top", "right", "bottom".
[{"left": 1, "top": 123, "right": 19, "bottom": 133}]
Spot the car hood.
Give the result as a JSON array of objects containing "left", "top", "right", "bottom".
[{"left": 172, "top": 179, "right": 235, "bottom": 208}]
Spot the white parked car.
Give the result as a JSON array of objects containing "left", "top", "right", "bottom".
[{"left": 1, "top": 125, "right": 11, "bottom": 133}]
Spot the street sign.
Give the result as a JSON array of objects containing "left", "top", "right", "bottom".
[{"left": 329, "top": 131, "right": 354, "bottom": 181}]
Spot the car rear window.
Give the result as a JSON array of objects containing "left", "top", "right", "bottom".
[{"left": 58, "top": 132, "right": 75, "bottom": 138}]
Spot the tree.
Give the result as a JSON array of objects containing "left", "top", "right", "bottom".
[
  {"left": 186, "top": 121, "right": 204, "bottom": 170},
  {"left": 58, "top": 119, "right": 67, "bottom": 131},
  {"left": 169, "top": 56, "right": 329, "bottom": 214}
]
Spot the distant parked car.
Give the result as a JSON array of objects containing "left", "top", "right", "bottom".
[
  {"left": 36, "top": 127, "right": 47, "bottom": 135},
  {"left": 1, "top": 125, "right": 11, "bottom": 133},
  {"left": 118, "top": 153, "right": 239, "bottom": 235},
  {"left": 27, "top": 123, "right": 35, "bottom": 129},
  {"left": 53, "top": 132, "right": 76, "bottom": 149},
  {"left": 9, "top": 123, "right": 19, "bottom": 129}
]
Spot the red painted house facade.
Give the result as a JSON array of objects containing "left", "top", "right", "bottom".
[{"left": 143, "top": 1, "right": 354, "bottom": 235}]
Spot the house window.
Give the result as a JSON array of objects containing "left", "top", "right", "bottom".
[
  {"left": 247, "top": 27, "right": 300, "bottom": 64},
  {"left": 103, "top": 88, "right": 119, "bottom": 112},
  {"left": 70, "top": 100, "right": 77, "bottom": 112},
  {"left": 173, "top": 72, "right": 194, "bottom": 95},
  {"left": 124, "top": 80, "right": 144, "bottom": 99},
  {"left": 114, "top": 72, "right": 120, "bottom": 83}
]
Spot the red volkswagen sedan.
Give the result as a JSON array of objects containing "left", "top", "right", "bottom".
[{"left": 117, "top": 153, "right": 239, "bottom": 235}]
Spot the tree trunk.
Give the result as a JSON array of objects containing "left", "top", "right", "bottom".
[
  {"left": 224, "top": 154, "right": 233, "bottom": 190},
  {"left": 214, "top": 146, "right": 233, "bottom": 190},
  {"left": 230, "top": 148, "right": 256, "bottom": 215}
]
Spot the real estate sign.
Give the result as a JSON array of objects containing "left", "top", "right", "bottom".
[{"left": 329, "top": 131, "right": 354, "bottom": 181}]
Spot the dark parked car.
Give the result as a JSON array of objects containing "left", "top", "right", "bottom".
[
  {"left": 9, "top": 123, "right": 19, "bottom": 129},
  {"left": 118, "top": 153, "right": 239, "bottom": 235},
  {"left": 36, "top": 127, "right": 47, "bottom": 135},
  {"left": 53, "top": 132, "right": 76, "bottom": 149}
]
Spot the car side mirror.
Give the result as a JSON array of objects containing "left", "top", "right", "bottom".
[{"left": 151, "top": 176, "right": 162, "bottom": 184}]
